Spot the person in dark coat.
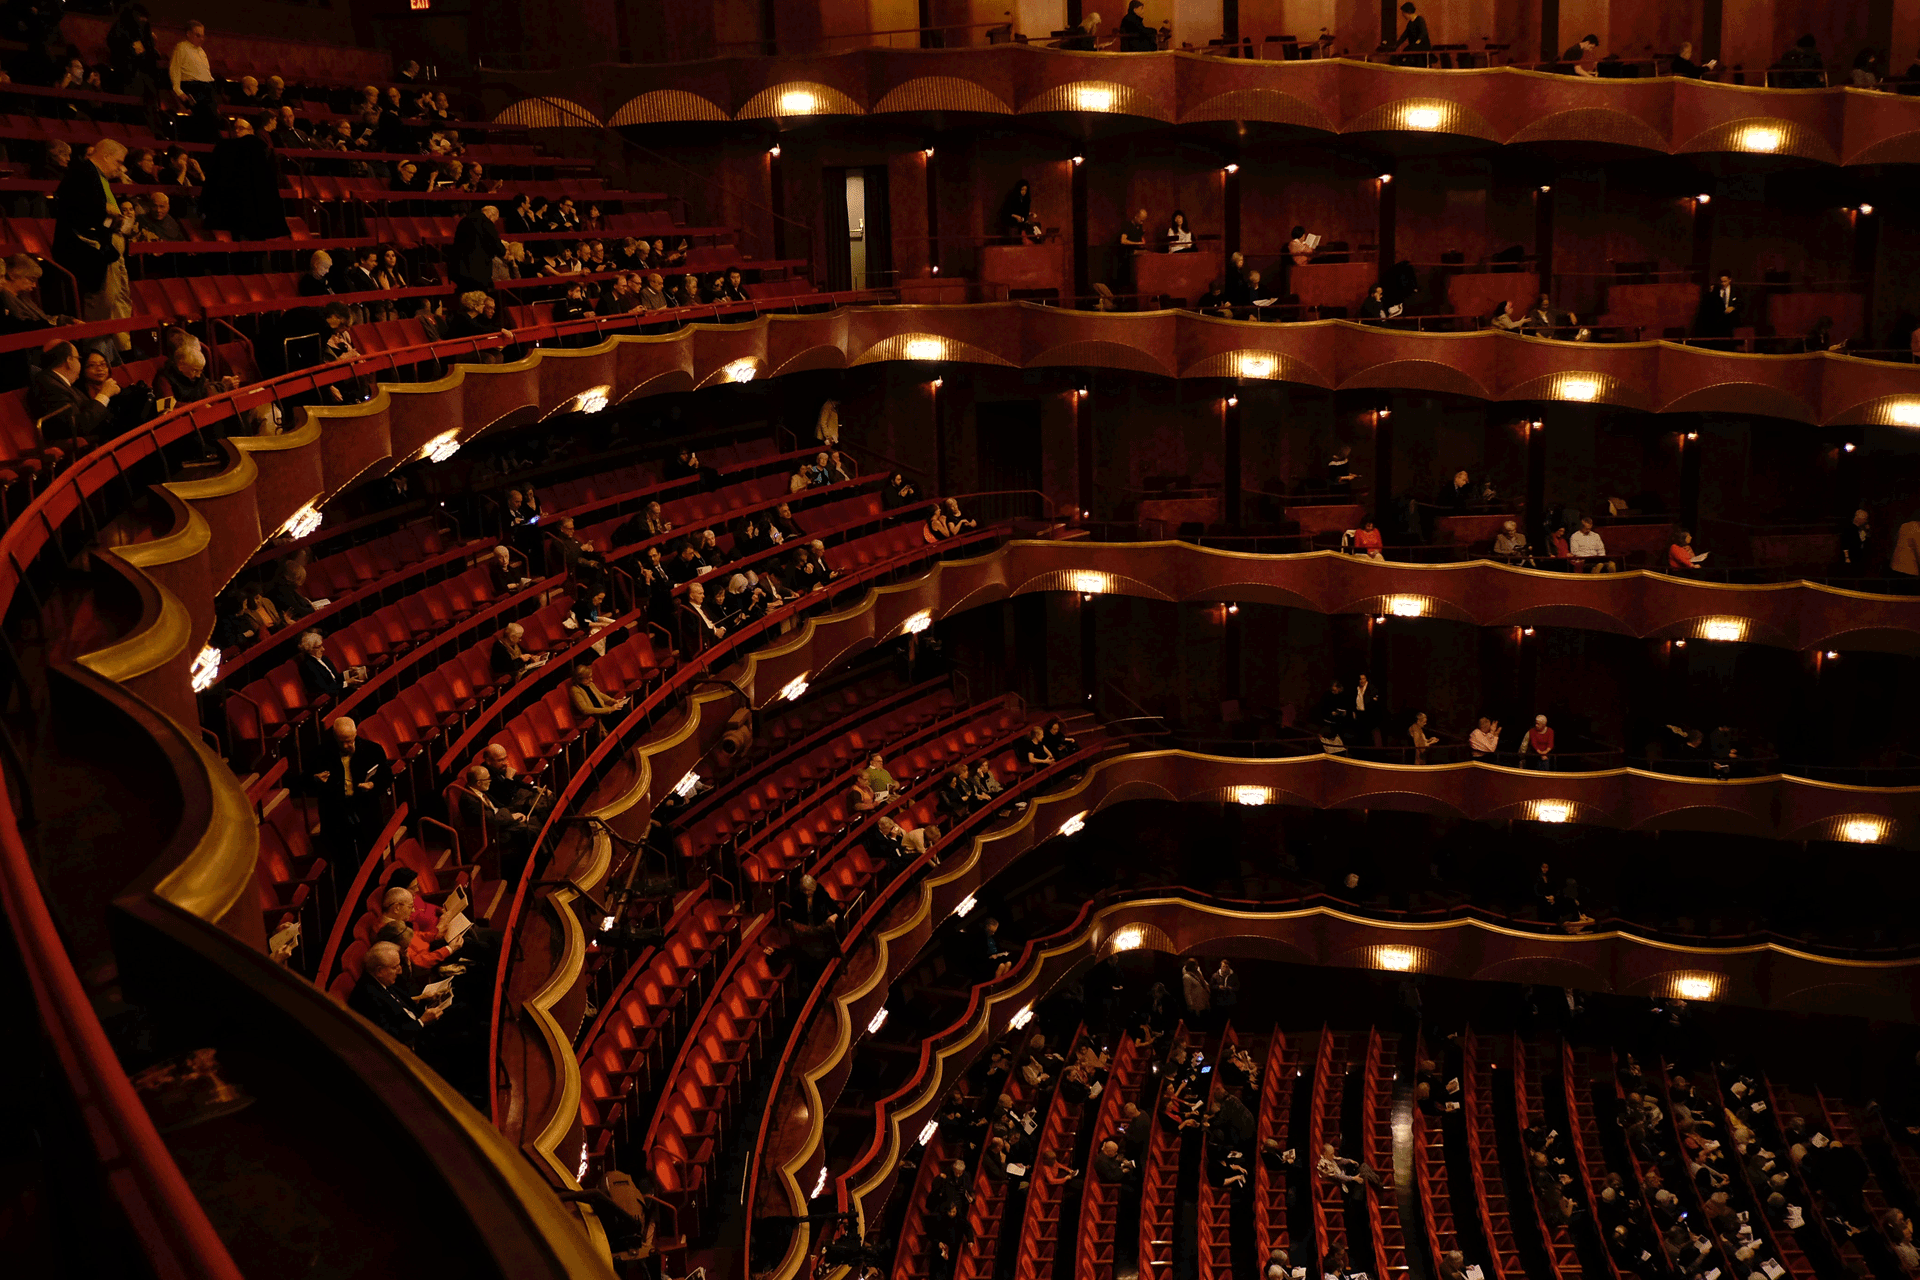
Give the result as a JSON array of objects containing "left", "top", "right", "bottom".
[
  {"left": 53, "top": 141, "right": 136, "bottom": 325},
  {"left": 452, "top": 204, "right": 505, "bottom": 295},
  {"left": 199, "top": 119, "right": 289, "bottom": 241},
  {"left": 303, "top": 715, "right": 389, "bottom": 862}
]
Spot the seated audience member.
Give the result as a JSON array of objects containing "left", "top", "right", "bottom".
[
  {"left": 1489, "top": 300, "right": 1524, "bottom": 331},
  {"left": 1242, "top": 270, "right": 1276, "bottom": 314},
  {"left": 488, "top": 544, "right": 528, "bottom": 594},
  {"left": 491, "top": 622, "right": 544, "bottom": 679},
  {"left": 1016, "top": 725, "right": 1055, "bottom": 771},
  {"left": 1494, "top": 520, "right": 1534, "bottom": 565},
  {"left": 924, "top": 497, "right": 979, "bottom": 543},
  {"left": 0, "top": 255, "right": 74, "bottom": 339},
  {"left": 938, "top": 763, "right": 981, "bottom": 818},
  {"left": 1358, "top": 284, "right": 1390, "bottom": 320},
  {"left": 1776, "top": 34, "right": 1825, "bottom": 88},
  {"left": 240, "top": 586, "right": 284, "bottom": 636},
  {"left": 134, "top": 192, "right": 187, "bottom": 242},
  {"left": 29, "top": 340, "right": 113, "bottom": 448},
  {"left": 568, "top": 664, "right": 627, "bottom": 741},
  {"left": 1042, "top": 718, "right": 1076, "bottom": 757},
  {"left": 268, "top": 561, "right": 325, "bottom": 620},
  {"left": 483, "top": 742, "right": 548, "bottom": 817},
  {"left": 675, "top": 580, "right": 724, "bottom": 657},
  {"left": 1469, "top": 716, "right": 1501, "bottom": 758},
  {"left": 883, "top": 473, "right": 920, "bottom": 510},
  {"left": 297, "top": 251, "right": 335, "bottom": 297},
  {"left": 1408, "top": 711, "right": 1439, "bottom": 764},
  {"left": 455, "top": 764, "right": 538, "bottom": 869},
  {"left": 1350, "top": 519, "right": 1384, "bottom": 560},
  {"left": 862, "top": 752, "right": 901, "bottom": 801},
  {"left": 1562, "top": 32, "right": 1601, "bottom": 75},
  {"left": 1837, "top": 509, "right": 1871, "bottom": 572},
  {"left": 349, "top": 941, "right": 448, "bottom": 1050},
  {"left": 1000, "top": 179, "right": 1037, "bottom": 242},
  {"left": 1440, "top": 469, "right": 1474, "bottom": 510},
  {"left": 1568, "top": 518, "right": 1616, "bottom": 572},
  {"left": 296, "top": 628, "right": 364, "bottom": 700},
  {"left": 637, "top": 272, "right": 668, "bottom": 310},
  {"left": 154, "top": 344, "right": 237, "bottom": 405},
  {"left": 1524, "top": 292, "right": 1576, "bottom": 333},
  {"left": 1669, "top": 41, "right": 1715, "bottom": 77},
  {"left": 1287, "top": 225, "right": 1316, "bottom": 266},
  {"left": 210, "top": 589, "right": 262, "bottom": 650},
  {"left": 1668, "top": 528, "right": 1707, "bottom": 571},
  {"left": 1195, "top": 280, "right": 1232, "bottom": 316},
  {"left": 972, "top": 757, "right": 1021, "bottom": 812},
  {"left": 1524, "top": 714, "right": 1555, "bottom": 770}
]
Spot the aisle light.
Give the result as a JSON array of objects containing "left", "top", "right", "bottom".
[
  {"left": 190, "top": 646, "right": 221, "bottom": 693},
  {"left": 1059, "top": 811, "right": 1088, "bottom": 837},
  {"left": 919, "top": 1121, "right": 940, "bottom": 1145},
  {"left": 780, "top": 675, "right": 810, "bottom": 701},
  {"left": 1010, "top": 1004, "right": 1035, "bottom": 1029},
  {"left": 868, "top": 1007, "right": 889, "bottom": 1034}
]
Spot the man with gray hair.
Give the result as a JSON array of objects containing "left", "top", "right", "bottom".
[
  {"left": 348, "top": 940, "right": 446, "bottom": 1050},
  {"left": 305, "top": 715, "right": 390, "bottom": 861},
  {"left": 53, "top": 139, "right": 137, "bottom": 348}
]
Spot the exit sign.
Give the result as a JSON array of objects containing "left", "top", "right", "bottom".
[{"left": 410, "top": 0, "right": 431, "bottom": 9}]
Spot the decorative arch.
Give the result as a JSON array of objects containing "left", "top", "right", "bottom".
[
  {"left": 1028, "top": 340, "right": 1172, "bottom": 377},
  {"left": 607, "top": 90, "right": 728, "bottom": 126},
  {"left": 1020, "top": 79, "right": 1170, "bottom": 121},
  {"left": 1327, "top": 787, "right": 1470, "bottom": 820},
  {"left": 1843, "top": 130, "right": 1920, "bottom": 166},
  {"left": 1508, "top": 107, "right": 1669, "bottom": 152},
  {"left": 736, "top": 81, "right": 865, "bottom": 120},
  {"left": 1501, "top": 370, "right": 1653, "bottom": 411},
  {"left": 769, "top": 344, "right": 848, "bottom": 377},
  {"left": 1473, "top": 954, "right": 1613, "bottom": 989},
  {"left": 1008, "top": 567, "right": 1174, "bottom": 601},
  {"left": 1822, "top": 390, "right": 1920, "bottom": 429},
  {"left": 1339, "top": 358, "right": 1491, "bottom": 400},
  {"left": 493, "top": 96, "right": 603, "bottom": 128},
  {"left": 1656, "top": 382, "right": 1819, "bottom": 424},
  {"left": 1631, "top": 802, "right": 1775, "bottom": 839},
  {"left": 1343, "top": 96, "right": 1501, "bottom": 143},
  {"left": 1675, "top": 117, "right": 1840, "bottom": 166},
  {"left": 871, "top": 76, "right": 1013, "bottom": 115},
  {"left": 851, "top": 333, "right": 1014, "bottom": 367},
  {"left": 616, "top": 368, "right": 695, "bottom": 402},
  {"left": 1178, "top": 88, "right": 1335, "bottom": 132},
  {"left": 1181, "top": 347, "right": 1332, "bottom": 387}
]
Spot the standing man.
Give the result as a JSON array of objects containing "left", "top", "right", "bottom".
[
  {"left": 1394, "top": 3, "right": 1432, "bottom": 62},
  {"left": 1697, "top": 273, "right": 1739, "bottom": 343},
  {"left": 168, "top": 20, "right": 218, "bottom": 142},
  {"left": 304, "top": 716, "right": 390, "bottom": 864},
  {"left": 452, "top": 203, "right": 504, "bottom": 296},
  {"left": 53, "top": 140, "right": 137, "bottom": 350}
]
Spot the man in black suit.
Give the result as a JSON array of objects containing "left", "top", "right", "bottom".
[
  {"left": 482, "top": 743, "right": 548, "bottom": 818},
  {"left": 305, "top": 715, "right": 390, "bottom": 862},
  {"left": 348, "top": 941, "right": 446, "bottom": 1051},
  {"left": 295, "top": 629, "right": 363, "bottom": 702},
  {"left": 675, "top": 580, "right": 724, "bottom": 658},
  {"left": 452, "top": 204, "right": 504, "bottom": 295},
  {"left": 1697, "top": 272, "right": 1739, "bottom": 342},
  {"left": 27, "top": 340, "right": 113, "bottom": 448},
  {"left": 455, "top": 765, "right": 537, "bottom": 881},
  {"left": 53, "top": 140, "right": 136, "bottom": 339},
  {"left": 1393, "top": 2, "right": 1431, "bottom": 61}
]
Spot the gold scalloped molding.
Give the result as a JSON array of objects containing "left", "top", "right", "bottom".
[
  {"left": 872, "top": 76, "right": 1013, "bottom": 115},
  {"left": 736, "top": 81, "right": 866, "bottom": 120},
  {"left": 1675, "top": 116, "right": 1840, "bottom": 165},
  {"left": 1655, "top": 382, "right": 1819, "bottom": 424},
  {"left": 608, "top": 90, "right": 728, "bottom": 127},
  {"left": 1020, "top": 79, "right": 1169, "bottom": 120},
  {"left": 1508, "top": 107, "right": 1670, "bottom": 152},
  {"left": 1338, "top": 357, "right": 1492, "bottom": 399},
  {"left": 1343, "top": 96, "right": 1500, "bottom": 142},
  {"left": 1026, "top": 340, "right": 1172, "bottom": 377},
  {"left": 1179, "top": 347, "right": 1332, "bottom": 386},
  {"left": 1178, "top": 88, "right": 1334, "bottom": 131},
  {"left": 493, "top": 96, "right": 604, "bottom": 128}
]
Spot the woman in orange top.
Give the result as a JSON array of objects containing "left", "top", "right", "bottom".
[
  {"left": 1668, "top": 528, "right": 1702, "bottom": 571},
  {"left": 1352, "top": 519, "right": 1384, "bottom": 560}
]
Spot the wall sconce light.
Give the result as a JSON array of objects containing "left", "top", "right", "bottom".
[
  {"left": 923, "top": 146, "right": 935, "bottom": 158},
  {"left": 1533, "top": 800, "right": 1572, "bottom": 824},
  {"left": 1538, "top": 184, "right": 1551, "bottom": 193},
  {"left": 1225, "top": 395, "right": 1239, "bottom": 408},
  {"left": 904, "top": 336, "right": 944, "bottom": 360},
  {"left": 768, "top": 143, "right": 781, "bottom": 157},
  {"left": 1825, "top": 650, "right": 1840, "bottom": 659},
  {"left": 1386, "top": 595, "right": 1425, "bottom": 617},
  {"left": 1010, "top": 1004, "right": 1035, "bottom": 1029},
  {"left": 1672, "top": 974, "right": 1721, "bottom": 1000},
  {"left": 954, "top": 894, "right": 977, "bottom": 917},
  {"left": 723, "top": 358, "right": 758, "bottom": 383},
  {"left": 1889, "top": 402, "right": 1920, "bottom": 427},
  {"left": 1694, "top": 193, "right": 1711, "bottom": 205},
  {"left": 189, "top": 645, "right": 222, "bottom": 693},
  {"left": 1737, "top": 125, "right": 1783, "bottom": 153},
  {"left": 1559, "top": 377, "right": 1599, "bottom": 402},
  {"left": 780, "top": 675, "right": 810, "bottom": 701},
  {"left": 1701, "top": 618, "right": 1747, "bottom": 642},
  {"left": 919, "top": 1120, "right": 940, "bottom": 1145},
  {"left": 1376, "top": 407, "right": 1391, "bottom": 420},
  {"left": 1071, "top": 155, "right": 1084, "bottom": 165},
  {"left": 1226, "top": 602, "right": 1239, "bottom": 615},
  {"left": 1224, "top": 163, "right": 1239, "bottom": 174},
  {"left": 1843, "top": 442, "right": 1856, "bottom": 453},
  {"left": 1375, "top": 946, "right": 1416, "bottom": 972},
  {"left": 1377, "top": 173, "right": 1393, "bottom": 184},
  {"left": 867, "top": 1007, "right": 889, "bottom": 1033},
  {"left": 673, "top": 770, "right": 702, "bottom": 798},
  {"left": 930, "top": 376, "right": 943, "bottom": 389},
  {"left": 1073, "top": 86, "right": 1114, "bottom": 111},
  {"left": 1674, "top": 639, "right": 1688, "bottom": 649},
  {"left": 1059, "top": 811, "right": 1088, "bottom": 837},
  {"left": 1686, "top": 431, "right": 1699, "bottom": 441},
  {"left": 903, "top": 610, "right": 932, "bottom": 635},
  {"left": 1841, "top": 818, "right": 1886, "bottom": 843},
  {"left": 1404, "top": 106, "right": 1442, "bottom": 130},
  {"left": 1110, "top": 926, "right": 1145, "bottom": 951},
  {"left": 1070, "top": 571, "right": 1109, "bottom": 595},
  {"left": 1232, "top": 786, "right": 1271, "bottom": 806},
  {"left": 422, "top": 429, "right": 462, "bottom": 463},
  {"left": 780, "top": 89, "right": 818, "bottom": 114},
  {"left": 1522, "top": 627, "right": 1535, "bottom": 636},
  {"left": 1858, "top": 203, "right": 1874, "bottom": 216}
]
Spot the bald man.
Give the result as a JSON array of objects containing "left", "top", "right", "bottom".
[
  {"left": 304, "top": 716, "right": 390, "bottom": 861},
  {"left": 53, "top": 139, "right": 137, "bottom": 349}
]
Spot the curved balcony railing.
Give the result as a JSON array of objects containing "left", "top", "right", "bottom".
[
  {"left": 489, "top": 49, "right": 1920, "bottom": 169},
  {"left": 7, "top": 297, "right": 1919, "bottom": 1278}
]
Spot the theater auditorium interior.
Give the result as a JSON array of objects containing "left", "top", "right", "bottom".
[{"left": 15, "top": 1, "right": 1920, "bottom": 1278}]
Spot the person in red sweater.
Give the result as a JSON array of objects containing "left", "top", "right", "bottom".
[
  {"left": 1525, "top": 715, "right": 1555, "bottom": 770},
  {"left": 1668, "top": 528, "right": 1708, "bottom": 572},
  {"left": 1352, "top": 519, "right": 1384, "bottom": 560}
]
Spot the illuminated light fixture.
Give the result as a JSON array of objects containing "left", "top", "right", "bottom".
[
  {"left": 1387, "top": 595, "right": 1425, "bottom": 618},
  {"left": 812, "top": 1166, "right": 829, "bottom": 1198},
  {"left": 918, "top": 1120, "right": 939, "bottom": 1146},
  {"left": 780, "top": 675, "right": 810, "bottom": 701},
  {"left": 1009, "top": 1004, "right": 1035, "bottom": 1030},
  {"left": 1531, "top": 420, "right": 1543, "bottom": 430},
  {"left": 1737, "top": 125, "right": 1783, "bottom": 153},
  {"left": 1825, "top": 650, "right": 1840, "bottom": 659},
  {"left": 1843, "top": 443, "right": 1856, "bottom": 453},
  {"left": 1404, "top": 106, "right": 1443, "bottom": 130},
  {"left": 1224, "top": 163, "right": 1239, "bottom": 174},
  {"left": 1225, "top": 602, "right": 1238, "bottom": 615},
  {"left": 1070, "top": 570, "right": 1109, "bottom": 595},
  {"left": 574, "top": 385, "right": 611, "bottom": 414},
  {"left": 1059, "top": 811, "right": 1088, "bottom": 838},
  {"left": 1841, "top": 818, "right": 1886, "bottom": 844},
  {"left": 904, "top": 337, "right": 944, "bottom": 360},
  {"left": 1225, "top": 395, "right": 1238, "bottom": 408},
  {"left": 1695, "top": 193, "right": 1711, "bottom": 205},
  {"left": 1376, "top": 946, "right": 1416, "bottom": 972},
  {"left": 600, "top": 914, "right": 617, "bottom": 933},
  {"left": 1373, "top": 614, "right": 1386, "bottom": 624},
  {"left": 1377, "top": 173, "right": 1392, "bottom": 183},
  {"left": 723, "top": 358, "right": 758, "bottom": 383},
  {"left": 1073, "top": 86, "right": 1114, "bottom": 112},
  {"left": 1560, "top": 377, "right": 1599, "bottom": 402},
  {"left": 954, "top": 894, "right": 977, "bottom": 917},
  {"left": 1239, "top": 354, "right": 1275, "bottom": 378},
  {"left": 1859, "top": 203, "right": 1874, "bottom": 216},
  {"left": 931, "top": 265, "right": 940, "bottom": 275},
  {"left": 1376, "top": 408, "right": 1391, "bottom": 420},
  {"left": 280, "top": 502, "right": 323, "bottom": 540},
  {"left": 1232, "top": 786, "right": 1271, "bottom": 807},
  {"left": 1110, "top": 926, "right": 1145, "bottom": 952},
  {"left": 189, "top": 645, "right": 221, "bottom": 693},
  {"left": 1538, "top": 185, "right": 1552, "bottom": 193},
  {"left": 1889, "top": 402, "right": 1920, "bottom": 427},
  {"left": 673, "top": 770, "right": 701, "bottom": 799},
  {"left": 780, "top": 89, "right": 818, "bottom": 114},
  {"left": 1533, "top": 800, "right": 1572, "bottom": 824},
  {"left": 1672, "top": 974, "right": 1720, "bottom": 1001},
  {"left": 1701, "top": 618, "right": 1747, "bottom": 642},
  {"left": 1522, "top": 627, "right": 1535, "bottom": 636},
  {"left": 1685, "top": 431, "right": 1699, "bottom": 441},
  {"left": 903, "top": 610, "right": 933, "bottom": 635},
  {"left": 930, "top": 377, "right": 944, "bottom": 389},
  {"left": 423, "top": 429, "right": 462, "bottom": 463},
  {"left": 1071, "top": 154, "right": 1084, "bottom": 165},
  {"left": 924, "top": 146, "right": 935, "bottom": 158},
  {"left": 1674, "top": 639, "right": 1688, "bottom": 649},
  {"left": 769, "top": 143, "right": 781, "bottom": 157},
  {"left": 867, "top": 1007, "right": 889, "bottom": 1034}
]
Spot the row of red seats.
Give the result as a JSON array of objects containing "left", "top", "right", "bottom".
[
  {"left": 952, "top": 1036, "right": 1054, "bottom": 1280},
  {"left": 1410, "top": 1034, "right": 1460, "bottom": 1280},
  {"left": 298, "top": 517, "right": 461, "bottom": 611},
  {"left": 1012, "top": 1026, "right": 1106, "bottom": 1280},
  {"left": 1509, "top": 1035, "right": 1580, "bottom": 1280},
  {"left": 1305, "top": 1028, "right": 1351, "bottom": 1268},
  {"left": 637, "top": 915, "right": 790, "bottom": 1239},
  {"left": 61, "top": 13, "right": 395, "bottom": 88},
  {"left": 1190, "top": 1026, "right": 1237, "bottom": 1280},
  {"left": 673, "top": 684, "right": 960, "bottom": 865},
  {"left": 1139, "top": 1019, "right": 1189, "bottom": 1280},
  {"left": 1362, "top": 1031, "right": 1410, "bottom": 1280},
  {"left": 541, "top": 438, "right": 782, "bottom": 528},
  {"left": 224, "top": 559, "right": 533, "bottom": 765},
  {"left": 578, "top": 890, "right": 746, "bottom": 1179},
  {"left": 576, "top": 473, "right": 878, "bottom": 575},
  {"left": 1458, "top": 1034, "right": 1525, "bottom": 1279},
  {"left": 1077, "top": 1034, "right": 1149, "bottom": 1280},
  {"left": 1253, "top": 1027, "right": 1297, "bottom": 1263},
  {"left": 254, "top": 786, "right": 331, "bottom": 946}
]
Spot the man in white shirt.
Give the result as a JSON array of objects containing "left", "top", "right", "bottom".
[
  {"left": 1469, "top": 716, "right": 1500, "bottom": 758},
  {"left": 1567, "top": 518, "right": 1615, "bottom": 573},
  {"left": 169, "top": 21, "right": 217, "bottom": 140}
]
